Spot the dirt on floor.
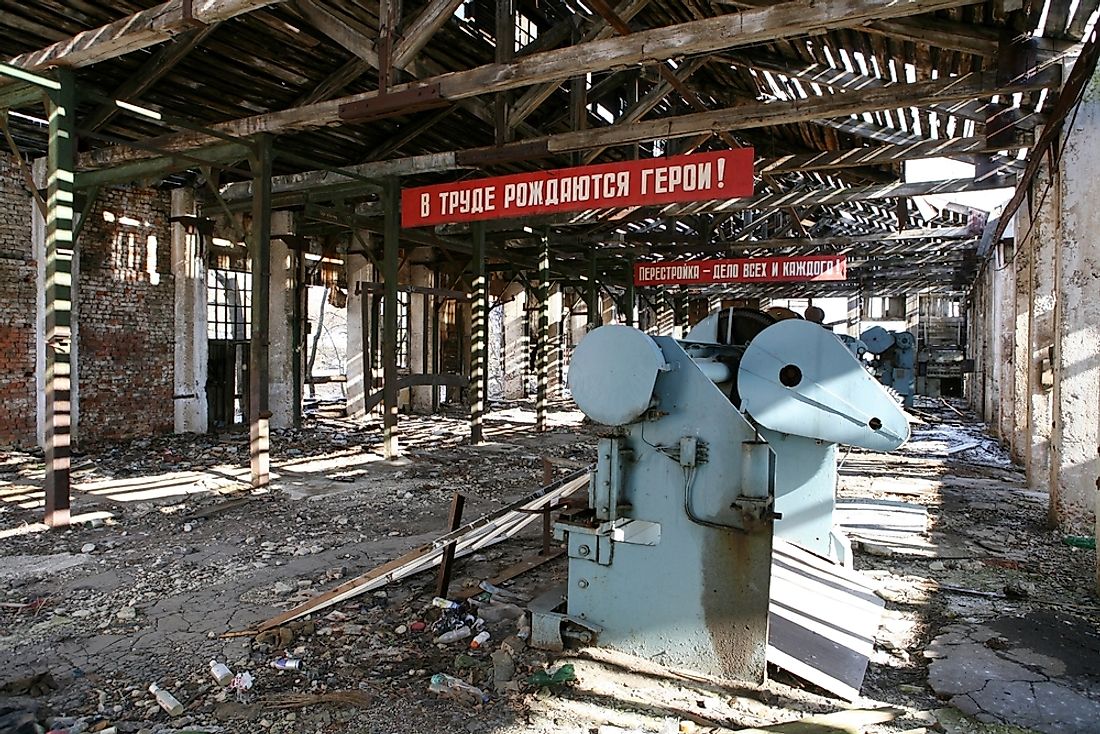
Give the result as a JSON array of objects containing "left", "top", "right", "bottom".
[{"left": 0, "top": 398, "right": 1096, "bottom": 734}]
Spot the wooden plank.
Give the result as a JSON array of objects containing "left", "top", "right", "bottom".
[
  {"left": 454, "top": 548, "right": 566, "bottom": 600},
  {"left": 393, "top": 0, "right": 466, "bottom": 69},
  {"left": 82, "top": 0, "right": 992, "bottom": 167},
  {"left": 251, "top": 470, "right": 590, "bottom": 631},
  {"left": 382, "top": 179, "right": 399, "bottom": 460},
  {"left": 295, "top": 0, "right": 380, "bottom": 66},
  {"left": 435, "top": 492, "right": 467, "bottom": 598},
  {"left": 5, "top": 0, "right": 291, "bottom": 71}
]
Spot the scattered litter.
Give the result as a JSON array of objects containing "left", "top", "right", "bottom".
[
  {"left": 263, "top": 690, "right": 372, "bottom": 709},
  {"left": 148, "top": 683, "right": 184, "bottom": 716},
  {"left": 270, "top": 657, "right": 303, "bottom": 671},
  {"left": 428, "top": 673, "right": 488, "bottom": 705},
  {"left": 209, "top": 660, "right": 233, "bottom": 686},
  {"left": 528, "top": 662, "right": 576, "bottom": 686}
]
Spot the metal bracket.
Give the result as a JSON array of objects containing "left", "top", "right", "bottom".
[
  {"left": 338, "top": 84, "right": 448, "bottom": 123},
  {"left": 528, "top": 584, "right": 601, "bottom": 652}
]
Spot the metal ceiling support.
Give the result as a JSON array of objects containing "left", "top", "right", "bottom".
[
  {"left": 43, "top": 67, "right": 75, "bottom": 529},
  {"left": 249, "top": 134, "right": 273, "bottom": 490}
]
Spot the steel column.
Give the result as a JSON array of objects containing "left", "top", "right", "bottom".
[
  {"left": 470, "top": 221, "right": 488, "bottom": 444},
  {"left": 536, "top": 237, "right": 550, "bottom": 432},
  {"left": 382, "top": 179, "right": 400, "bottom": 459},
  {"left": 43, "top": 68, "right": 75, "bottom": 528},
  {"left": 249, "top": 134, "right": 272, "bottom": 489}
]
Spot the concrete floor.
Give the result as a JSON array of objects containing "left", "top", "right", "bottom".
[{"left": 0, "top": 399, "right": 1096, "bottom": 734}]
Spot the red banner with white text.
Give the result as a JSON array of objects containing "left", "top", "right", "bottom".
[
  {"left": 401, "top": 149, "right": 754, "bottom": 227},
  {"left": 634, "top": 256, "right": 847, "bottom": 286}
]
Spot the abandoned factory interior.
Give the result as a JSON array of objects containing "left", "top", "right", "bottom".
[{"left": 1, "top": 0, "right": 1099, "bottom": 732}]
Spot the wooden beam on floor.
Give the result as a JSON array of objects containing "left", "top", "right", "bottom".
[
  {"left": 82, "top": 0, "right": 993, "bottom": 167},
  {"left": 5, "top": 0, "right": 290, "bottom": 71}
]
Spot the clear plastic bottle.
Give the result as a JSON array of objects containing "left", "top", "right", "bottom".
[
  {"left": 148, "top": 683, "right": 184, "bottom": 716},
  {"left": 209, "top": 660, "right": 233, "bottom": 686},
  {"left": 469, "top": 631, "right": 491, "bottom": 650},
  {"left": 433, "top": 625, "right": 471, "bottom": 644},
  {"left": 429, "top": 673, "right": 488, "bottom": 705}
]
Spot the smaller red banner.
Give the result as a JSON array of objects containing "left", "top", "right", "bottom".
[
  {"left": 402, "top": 149, "right": 754, "bottom": 227},
  {"left": 634, "top": 256, "right": 847, "bottom": 286}
]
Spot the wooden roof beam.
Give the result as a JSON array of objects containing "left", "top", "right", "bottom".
[
  {"left": 5, "top": 0, "right": 291, "bottom": 71},
  {"left": 758, "top": 135, "right": 1032, "bottom": 174},
  {"left": 82, "top": 23, "right": 221, "bottom": 134},
  {"left": 83, "top": 0, "right": 993, "bottom": 167}
]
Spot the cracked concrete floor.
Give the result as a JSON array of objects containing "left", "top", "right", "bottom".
[{"left": 927, "top": 611, "right": 1100, "bottom": 733}]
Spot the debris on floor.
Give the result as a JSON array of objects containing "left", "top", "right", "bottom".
[{"left": 0, "top": 399, "right": 1096, "bottom": 734}]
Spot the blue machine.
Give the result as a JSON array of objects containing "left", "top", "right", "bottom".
[
  {"left": 860, "top": 326, "right": 917, "bottom": 408},
  {"left": 555, "top": 312, "right": 909, "bottom": 684}
]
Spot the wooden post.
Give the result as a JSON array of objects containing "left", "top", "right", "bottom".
[
  {"left": 43, "top": 68, "right": 75, "bottom": 528},
  {"left": 249, "top": 134, "right": 273, "bottom": 489},
  {"left": 536, "top": 237, "right": 550, "bottom": 432},
  {"left": 435, "top": 491, "right": 466, "bottom": 598},
  {"left": 382, "top": 178, "right": 400, "bottom": 459},
  {"left": 494, "top": 0, "right": 514, "bottom": 146},
  {"left": 470, "top": 221, "right": 487, "bottom": 444}
]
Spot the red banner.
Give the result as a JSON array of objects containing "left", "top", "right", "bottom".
[
  {"left": 401, "top": 149, "right": 754, "bottom": 227},
  {"left": 634, "top": 256, "right": 847, "bottom": 286}
]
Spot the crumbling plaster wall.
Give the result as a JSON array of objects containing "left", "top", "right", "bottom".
[{"left": 969, "top": 69, "right": 1100, "bottom": 563}]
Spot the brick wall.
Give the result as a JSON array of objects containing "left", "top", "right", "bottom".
[
  {"left": 77, "top": 186, "right": 175, "bottom": 446},
  {"left": 0, "top": 156, "right": 37, "bottom": 447}
]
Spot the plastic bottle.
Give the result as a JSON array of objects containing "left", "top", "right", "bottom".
[
  {"left": 209, "top": 660, "right": 233, "bottom": 686},
  {"left": 469, "top": 631, "right": 491, "bottom": 649},
  {"left": 516, "top": 614, "right": 530, "bottom": 640},
  {"left": 433, "top": 625, "right": 471, "bottom": 644},
  {"left": 148, "top": 683, "right": 184, "bottom": 716},
  {"left": 271, "top": 657, "right": 303, "bottom": 671},
  {"left": 431, "top": 596, "right": 461, "bottom": 610},
  {"left": 429, "top": 673, "right": 489, "bottom": 705}
]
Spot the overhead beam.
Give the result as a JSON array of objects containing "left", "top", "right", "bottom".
[
  {"left": 465, "top": 67, "right": 1057, "bottom": 161},
  {"left": 660, "top": 175, "right": 1017, "bottom": 215},
  {"left": 5, "top": 0, "right": 290, "bottom": 71},
  {"left": 758, "top": 135, "right": 1032, "bottom": 174},
  {"left": 393, "top": 0, "right": 466, "bottom": 69},
  {"left": 82, "top": 23, "right": 221, "bottom": 133},
  {"left": 83, "top": 0, "right": 992, "bottom": 168},
  {"left": 725, "top": 52, "right": 1043, "bottom": 130},
  {"left": 199, "top": 67, "right": 1052, "bottom": 212},
  {"left": 296, "top": 0, "right": 381, "bottom": 66}
]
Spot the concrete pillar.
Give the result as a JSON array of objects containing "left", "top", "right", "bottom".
[
  {"left": 171, "top": 189, "right": 208, "bottom": 433},
  {"left": 502, "top": 285, "right": 526, "bottom": 399},
  {"left": 1027, "top": 163, "right": 1057, "bottom": 495},
  {"left": 1012, "top": 225, "right": 1031, "bottom": 465},
  {"left": 997, "top": 243, "right": 1017, "bottom": 445},
  {"left": 346, "top": 249, "right": 373, "bottom": 419},
  {"left": 1049, "top": 75, "right": 1100, "bottom": 545},
  {"left": 268, "top": 210, "right": 298, "bottom": 429},
  {"left": 547, "top": 284, "right": 563, "bottom": 396},
  {"left": 408, "top": 249, "right": 435, "bottom": 413}
]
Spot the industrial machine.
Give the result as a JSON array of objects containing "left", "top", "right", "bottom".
[
  {"left": 552, "top": 309, "right": 908, "bottom": 684},
  {"left": 860, "top": 326, "right": 917, "bottom": 408}
]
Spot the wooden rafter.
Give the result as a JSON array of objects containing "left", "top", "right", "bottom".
[{"left": 82, "top": 0, "right": 995, "bottom": 168}]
